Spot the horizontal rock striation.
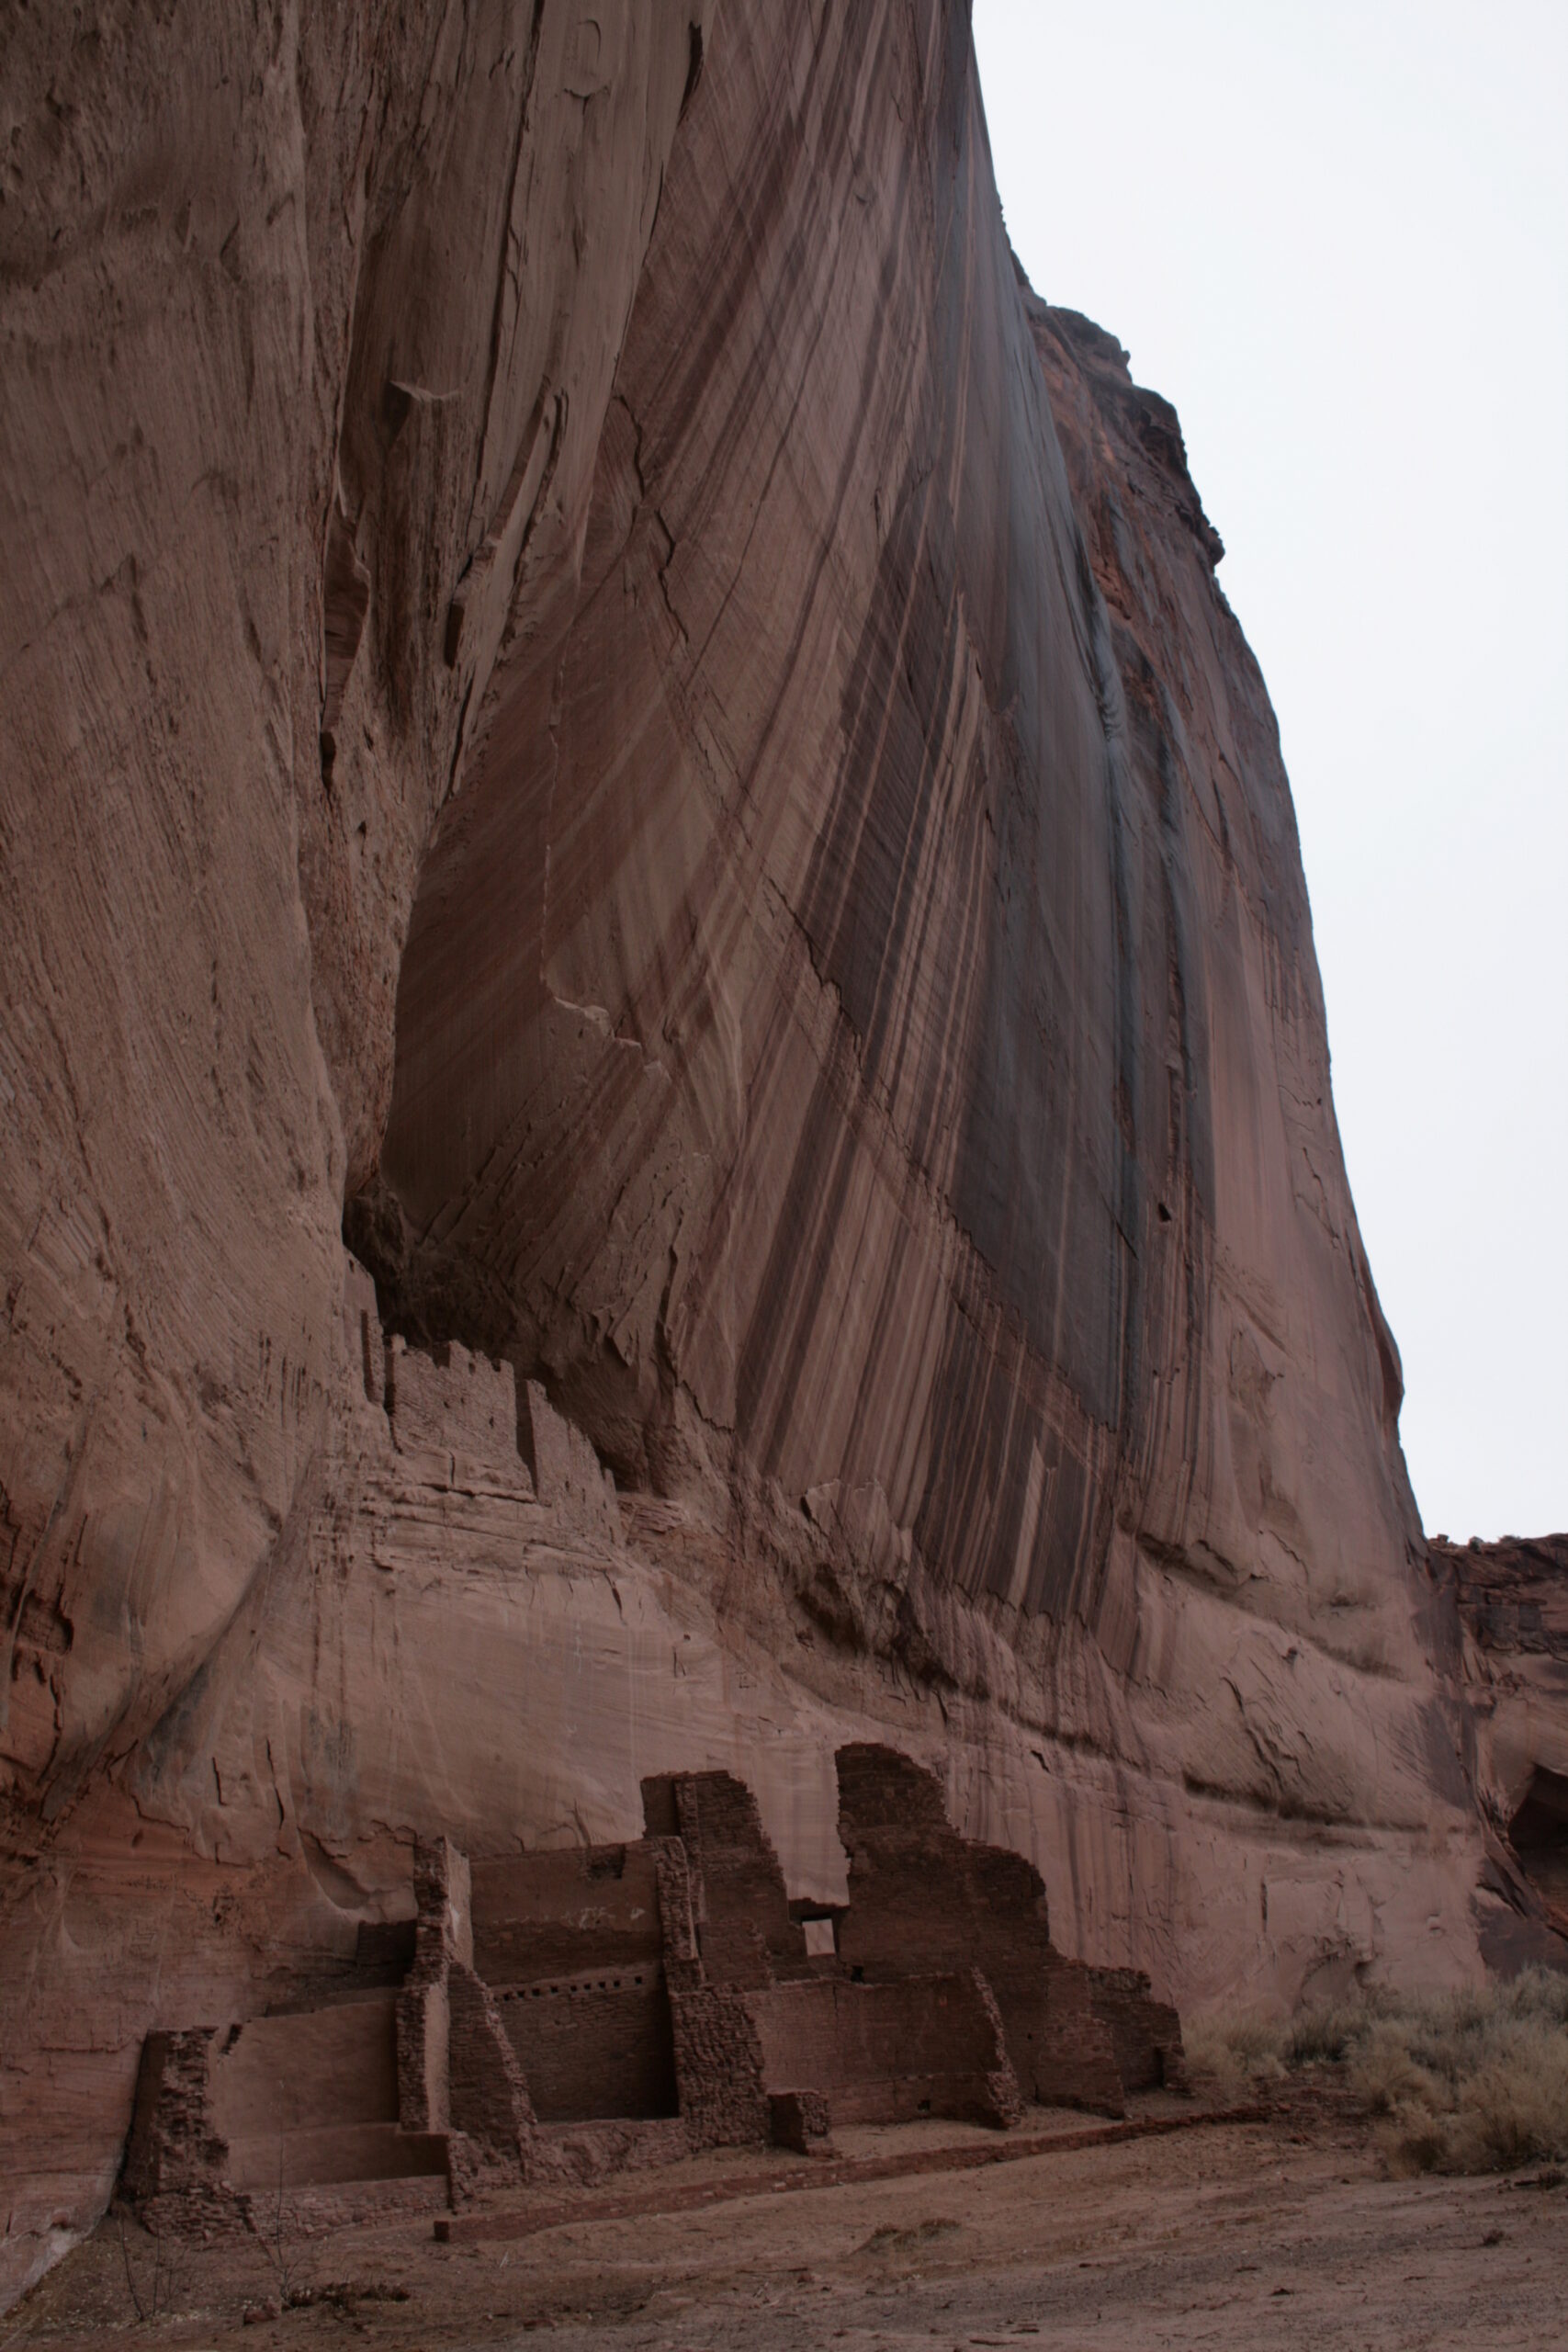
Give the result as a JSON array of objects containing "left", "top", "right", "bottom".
[{"left": 0, "top": 0, "right": 1518, "bottom": 2306}]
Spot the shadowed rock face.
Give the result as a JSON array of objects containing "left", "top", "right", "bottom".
[
  {"left": 1436, "top": 1535, "right": 1568, "bottom": 1961},
  {"left": 0, "top": 0, "right": 1514, "bottom": 2306}
]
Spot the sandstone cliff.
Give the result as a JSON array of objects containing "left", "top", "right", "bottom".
[{"left": 0, "top": 0, "right": 1512, "bottom": 2302}]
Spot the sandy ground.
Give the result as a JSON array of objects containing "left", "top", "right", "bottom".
[{"left": 6, "top": 2103, "right": 1565, "bottom": 2351}]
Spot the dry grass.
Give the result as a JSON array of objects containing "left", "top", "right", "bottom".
[
  {"left": 1187, "top": 1968, "right": 1568, "bottom": 2174},
  {"left": 1182, "top": 2009, "right": 1287, "bottom": 2103}
]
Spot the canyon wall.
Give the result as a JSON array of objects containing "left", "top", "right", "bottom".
[{"left": 0, "top": 0, "right": 1517, "bottom": 2303}]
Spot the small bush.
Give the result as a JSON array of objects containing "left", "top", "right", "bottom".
[
  {"left": 1382, "top": 2099, "right": 1450, "bottom": 2177},
  {"left": 1188, "top": 1968, "right": 1568, "bottom": 2175},
  {"left": 1349, "top": 2019, "right": 1445, "bottom": 2117},
  {"left": 1182, "top": 2009, "right": 1286, "bottom": 2101},
  {"left": 1284, "top": 1993, "right": 1375, "bottom": 2066}
]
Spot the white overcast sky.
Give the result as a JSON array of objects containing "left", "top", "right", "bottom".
[{"left": 974, "top": 1, "right": 1567, "bottom": 1541}]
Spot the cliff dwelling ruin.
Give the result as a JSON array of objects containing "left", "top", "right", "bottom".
[{"left": 122, "top": 1743, "right": 1182, "bottom": 2229}]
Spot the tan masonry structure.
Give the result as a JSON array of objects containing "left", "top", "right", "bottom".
[{"left": 121, "top": 1747, "right": 1184, "bottom": 2228}]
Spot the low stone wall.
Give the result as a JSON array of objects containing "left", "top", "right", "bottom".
[
  {"left": 122, "top": 1998, "right": 447, "bottom": 2227},
  {"left": 666, "top": 1985, "right": 770, "bottom": 2149}
]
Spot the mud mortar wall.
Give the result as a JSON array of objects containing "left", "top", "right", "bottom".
[
  {"left": 748, "top": 1973, "right": 1018, "bottom": 2128},
  {"left": 493, "top": 1975, "right": 679, "bottom": 2124}
]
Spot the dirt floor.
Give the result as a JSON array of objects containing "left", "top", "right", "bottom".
[{"left": 6, "top": 2099, "right": 1566, "bottom": 2351}]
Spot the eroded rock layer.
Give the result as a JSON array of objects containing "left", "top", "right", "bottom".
[{"left": 0, "top": 0, "right": 1512, "bottom": 2304}]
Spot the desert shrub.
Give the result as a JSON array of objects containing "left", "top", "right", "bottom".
[
  {"left": 1182, "top": 2007, "right": 1286, "bottom": 2101},
  {"left": 1187, "top": 1968, "right": 1568, "bottom": 2175},
  {"left": 1373, "top": 1986, "right": 1568, "bottom": 2176},
  {"left": 1382, "top": 2100, "right": 1451, "bottom": 2177},
  {"left": 1283, "top": 1989, "right": 1392, "bottom": 2067},
  {"left": 1451, "top": 2028, "right": 1568, "bottom": 2170},
  {"left": 1348, "top": 2018, "right": 1445, "bottom": 2117}
]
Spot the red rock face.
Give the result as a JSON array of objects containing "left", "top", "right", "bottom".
[{"left": 0, "top": 0, "right": 1526, "bottom": 2308}]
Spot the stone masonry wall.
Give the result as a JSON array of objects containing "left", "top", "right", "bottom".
[
  {"left": 121, "top": 1741, "right": 1189, "bottom": 2229},
  {"left": 747, "top": 1967, "right": 1022, "bottom": 2128},
  {"left": 643, "top": 1772, "right": 815, "bottom": 1986},
  {"left": 834, "top": 1744, "right": 1140, "bottom": 2113}
]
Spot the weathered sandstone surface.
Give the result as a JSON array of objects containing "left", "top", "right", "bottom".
[{"left": 0, "top": 0, "right": 1531, "bottom": 2306}]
